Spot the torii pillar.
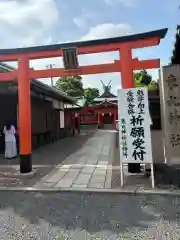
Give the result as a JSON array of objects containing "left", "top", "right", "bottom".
[{"left": 18, "top": 56, "right": 32, "bottom": 173}]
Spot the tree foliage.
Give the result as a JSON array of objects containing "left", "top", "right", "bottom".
[
  {"left": 84, "top": 87, "right": 99, "bottom": 105},
  {"left": 55, "top": 70, "right": 158, "bottom": 103},
  {"left": 147, "top": 80, "right": 158, "bottom": 91},
  {"left": 134, "top": 70, "right": 158, "bottom": 90},
  {"left": 55, "top": 76, "right": 84, "bottom": 97}
]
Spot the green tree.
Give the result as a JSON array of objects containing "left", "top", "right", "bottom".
[
  {"left": 147, "top": 80, "right": 158, "bottom": 91},
  {"left": 134, "top": 70, "right": 150, "bottom": 87},
  {"left": 55, "top": 76, "right": 84, "bottom": 97},
  {"left": 84, "top": 87, "right": 99, "bottom": 105},
  {"left": 134, "top": 70, "right": 158, "bottom": 90}
]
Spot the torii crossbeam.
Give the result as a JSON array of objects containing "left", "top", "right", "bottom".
[{"left": 0, "top": 28, "right": 168, "bottom": 173}]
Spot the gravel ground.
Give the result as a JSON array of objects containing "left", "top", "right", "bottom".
[{"left": 0, "top": 191, "right": 179, "bottom": 239}]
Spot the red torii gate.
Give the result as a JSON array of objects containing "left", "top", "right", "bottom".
[{"left": 0, "top": 28, "right": 168, "bottom": 173}]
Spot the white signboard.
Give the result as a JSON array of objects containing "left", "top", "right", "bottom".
[
  {"left": 60, "top": 111, "right": 64, "bottom": 128},
  {"left": 118, "top": 87, "right": 153, "bottom": 164},
  {"left": 159, "top": 65, "right": 180, "bottom": 164}
]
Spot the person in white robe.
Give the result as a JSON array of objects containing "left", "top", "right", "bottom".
[{"left": 3, "top": 124, "right": 17, "bottom": 159}]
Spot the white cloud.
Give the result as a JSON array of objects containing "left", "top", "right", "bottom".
[
  {"left": 0, "top": 1, "right": 158, "bottom": 93},
  {"left": 46, "top": 23, "right": 132, "bottom": 91},
  {"left": 79, "top": 23, "right": 133, "bottom": 91},
  {"left": 32, "top": 22, "right": 132, "bottom": 69},
  {"left": 0, "top": 0, "right": 59, "bottom": 85},
  {"left": 105, "top": 0, "right": 135, "bottom": 7},
  {"left": 0, "top": 0, "right": 58, "bottom": 47},
  {"left": 81, "top": 23, "right": 133, "bottom": 41},
  {"left": 73, "top": 11, "right": 98, "bottom": 30},
  {"left": 73, "top": 17, "right": 87, "bottom": 29}
]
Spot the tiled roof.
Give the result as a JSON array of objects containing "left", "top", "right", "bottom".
[{"left": 99, "top": 91, "right": 117, "bottom": 98}]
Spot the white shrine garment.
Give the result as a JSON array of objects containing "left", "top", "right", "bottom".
[{"left": 3, "top": 125, "right": 17, "bottom": 159}]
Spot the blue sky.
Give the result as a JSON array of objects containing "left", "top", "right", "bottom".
[{"left": 0, "top": 0, "right": 179, "bottom": 93}]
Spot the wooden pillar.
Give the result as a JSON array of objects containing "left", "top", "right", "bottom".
[
  {"left": 78, "top": 113, "right": 80, "bottom": 134},
  {"left": 97, "top": 111, "right": 100, "bottom": 128},
  {"left": 98, "top": 111, "right": 102, "bottom": 128},
  {"left": 114, "top": 111, "right": 117, "bottom": 129},
  {"left": 71, "top": 112, "right": 75, "bottom": 135},
  {"left": 18, "top": 56, "right": 32, "bottom": 173},
  {"left": 119, "top": 45, "right": 141, "bottom": 173},
  {"left": 16, "top": 105, "right": 19, "bottom": 153}
]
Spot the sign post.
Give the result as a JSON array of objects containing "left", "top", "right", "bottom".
[
  {"left": 159, "top": 65, "right": 180, "bottom": 164},
  {"left": 118, "top": 87, "right": 154, "bottom": 188}
]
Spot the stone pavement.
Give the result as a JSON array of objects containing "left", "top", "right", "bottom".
[
  {"left": 1, "top": 191, "right": 180, "bottom": 239},
  {"left": 0, "top": 129, "right": 176, "bottom": 192},
  {"left": 35, "top": 130, "right": 115, "bottom": 189},
  {"left": 0, "top": 130, "right": 96, "bottom": 187}
]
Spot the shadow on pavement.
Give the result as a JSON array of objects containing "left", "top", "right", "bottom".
[
  {"left": 0, "top": 191, "right": 179, "bottom": 238},
  {"left": 0, "top": 132, "right": 95, "bottom": 188},
  {"left": 0, "top": 131, "right": 95, "bottom": 166}
]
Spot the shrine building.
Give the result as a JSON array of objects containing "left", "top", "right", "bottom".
[
  {"left": 0, "top": 62, "right": 77, "bottom": 153},
  {"left": 79, "top": 80, "right": 161, "bottom": 130},
  {"left": 79, "top": 81, "right": 116, "bottom": 128}
]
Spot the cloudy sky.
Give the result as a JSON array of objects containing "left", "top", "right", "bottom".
[{"left": 0, "top": 0, "right": 179, "bottom": 93}]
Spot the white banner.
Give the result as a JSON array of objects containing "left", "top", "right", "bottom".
[
  {"left": 118, "top": 87, "right": 153, "bottom": 164},
  {"left": 60, "top": 111, "right": 64, "bottom": 128}
]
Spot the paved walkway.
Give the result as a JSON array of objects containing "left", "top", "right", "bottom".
[
  {"left": 35, "top": 130, "right": 115, "bottom": 189},
  {"left": 0, "top": 129, "right": 175, "bottom": 192},
  {"left": 0, "top": 129, "right": 96, "bottom": 187}
]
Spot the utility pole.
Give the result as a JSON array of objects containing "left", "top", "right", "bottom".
[{"left": 46, "top": 64, "right": 56, "bottom": 87}]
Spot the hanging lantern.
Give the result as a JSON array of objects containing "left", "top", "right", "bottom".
[
  {"left": 109, "top": 112, "right": 112, "bottom": 116},
  {"left": 102, "top": 113, "right": 104, "bottom": 116}
]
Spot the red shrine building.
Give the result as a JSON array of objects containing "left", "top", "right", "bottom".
[
  {"left": 79, "top": 80, "right": 162, "bottom": 130},
  {"left": 80, "top": 81, "right": 118, "bottom": 129}
]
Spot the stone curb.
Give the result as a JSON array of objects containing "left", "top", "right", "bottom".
[
  {"left": 0, "top": 186, "right": 179, "bottom": 196},
  {"left": 13, "top": 169, "right": 37, "bottom": 178}
]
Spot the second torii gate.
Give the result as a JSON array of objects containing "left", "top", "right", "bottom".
[{"left": 0, "top": 28, "right": 168, "bottom": 173}]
